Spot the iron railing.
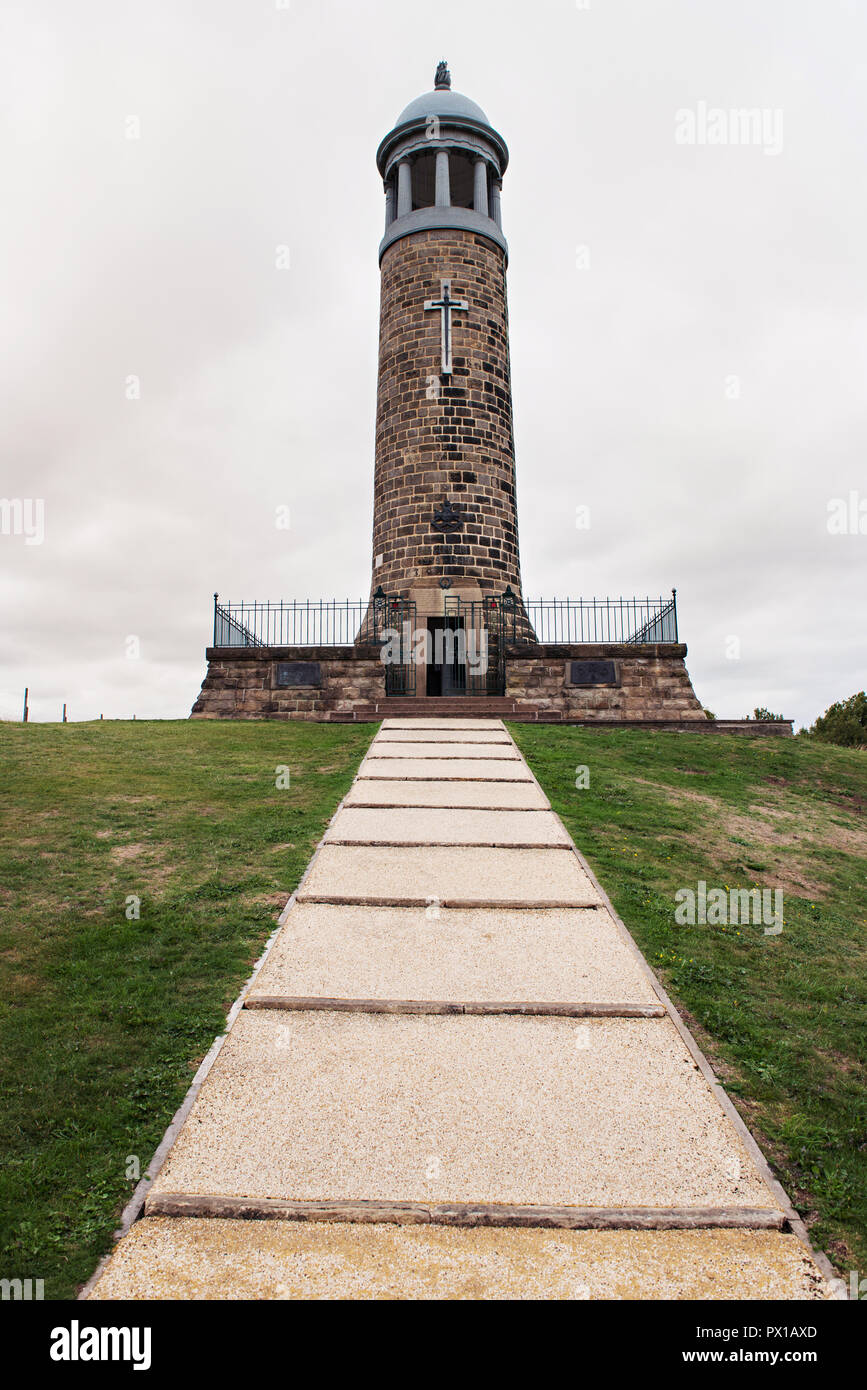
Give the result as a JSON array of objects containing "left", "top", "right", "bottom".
[
  {"left": 212, "top": 590, "right": 419, "bottom": 648},
  {"left": 213, "top": 596, "right": 372, "bottom": 647},
  {"left": 514, "top": 592, "right": 678, "bottom": 645},
  {"left": 211, "top": 590, "right": 679, "bottom": 648}
]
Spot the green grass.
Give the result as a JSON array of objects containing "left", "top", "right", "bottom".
[
  {"left": 0, "top": 718, "right": 375, "bottom": 1299},
  {"left": 510, "top": 724, "right": 867, "bottom": 1275}
]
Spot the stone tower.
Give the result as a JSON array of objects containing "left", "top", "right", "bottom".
[
  {"left": 368, "top": 62, "right": 525, "bottom": 629},
  {"left": 192, "top": 62, "right": 712, "bottom": 726}
]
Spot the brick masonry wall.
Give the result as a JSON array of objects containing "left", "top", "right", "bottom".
[
  {"left": 191, "top": 648, "right": 385, "bottom": 721},
  {"left": 370, "top": 227, "right": 525, "bottom": 600},
  {"left": 505, "top": 644, "right": 707, "bottom": 721}
]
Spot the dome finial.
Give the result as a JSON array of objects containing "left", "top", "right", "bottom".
[{"left": 435, "top": 59, "right": 451, "bottom": 90}]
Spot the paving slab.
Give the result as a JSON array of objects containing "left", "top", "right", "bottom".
[
  {"left": 365, "top": 741, "right": 518, "bottom": 760},
  {"left": 343, "top": 778, "right": 550, "bottom": 810},
  {"left": 324, "top": 807, "right": 571, "bottom": 847},
  {"left": 249, "top": 904, "right": 658, "bottom": 1004},
  {"left": 89, "top": 1219, "right": 830, "bottom": 1300},
  {"left": 382, "top": 719, "right": 506, "bottom": 731},
  {"left": 149, "top": 1011, "right": 779, "bottom": 1210},
  {"left": 297, "top": 844, "right": 601, "bottom": 906},
  {"left": 358, "top": 758, "right": 532, "bottom": 781},
  {"left": 376, "top": 728, "right": 512, "bottom": 744}
]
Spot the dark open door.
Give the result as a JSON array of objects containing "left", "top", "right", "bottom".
[{"left": 427, "top": 597, "right": 506, "bottom": 696}]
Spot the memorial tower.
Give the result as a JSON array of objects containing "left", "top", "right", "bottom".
[{"left": 368, "top": 61, "right": 526, "bottom": 638}]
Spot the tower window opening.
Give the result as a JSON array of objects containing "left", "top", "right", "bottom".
[
  {"left": 449, "top": 154, "right": 475, "bottom": 210},
  {"left": 411, "top": 154, "right": 437, "bottom": 209}
]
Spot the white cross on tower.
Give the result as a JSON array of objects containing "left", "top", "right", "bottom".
[{"left": 424, "top": 278, "right": 469, "bottom": 376}]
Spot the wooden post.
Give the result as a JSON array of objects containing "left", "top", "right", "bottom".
[
  {"left": 23, "top": 688, "right": 29, "bottom": 723},
  {"left": 62, "top": 703, "right": 67, "bottom": 723}
]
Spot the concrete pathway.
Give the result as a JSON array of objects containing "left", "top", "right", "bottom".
[{"left": 89, "top": 720, "right": 833, "bottom": 1300}]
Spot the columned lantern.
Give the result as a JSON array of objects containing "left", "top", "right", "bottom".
[{"left": 377, "top": 60, "right": 509, "bottom": 259}]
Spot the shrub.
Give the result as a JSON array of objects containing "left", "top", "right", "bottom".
[{"left": 810, "top": 692, "right": 867, "bottom": 748}]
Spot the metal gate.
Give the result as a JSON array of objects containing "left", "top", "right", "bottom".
[
  {"left": 373, "top": 592, "right": 417, "bottom": 696},
  {"left": 441, "top": 594, "right": 508, "bottom": 697}
]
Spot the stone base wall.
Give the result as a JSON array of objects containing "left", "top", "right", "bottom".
[
  {"left": 505, "top": 643, "right": 706, "bottom": 722},
  {"left": 191, "top": 647, "right": 385, "bottom": 721},
  {"left": 191, "top": 641, "right": 715, "bottom": 725}
]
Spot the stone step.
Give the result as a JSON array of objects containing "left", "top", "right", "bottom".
[
  {"left": 382, "top": 718, "right": 507, "bottom": 730},
  {"left": 89, "top": 1218, "right": 828, "bottom": 1301},
  {"left": 323, "top": 807, "right": 571, "bottom": 847},
  {"left": 296, "top": 844, "right": 600, "bottom": 908},
  {"left": 377, "top": 728, "right": 512, "bottom": 743},
  {"left": 376, "top": 700, "right": 519, "bottom": 715},
  {"left": 146, "top": 1012, "right": 781, "bottom": 1212},
  {"left": 358, "top": 757, "right": 532, "bottom": 782},
  {"left": 343, "top": 778, "right": 550, "bottom": 810},
  {"left": 363, "top": 741, "right": 519, "bottom": 760},
  {"left": 247, "top": 904, "right": 659, "bottom": 1005}
]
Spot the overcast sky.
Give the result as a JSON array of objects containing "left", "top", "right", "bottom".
[{"left": 1, "top": 0, "right": 864, "bottom": 728}]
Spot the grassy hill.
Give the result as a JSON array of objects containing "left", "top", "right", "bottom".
[
  {"left": 0, "top": 719, "right": 864, "bottom": 1296},
  {"left": 0, "top": 720, "right": 373, "bottom": 1298},
  {"left": 511, "top": 724, "right": 867, "bottom": 1277}
]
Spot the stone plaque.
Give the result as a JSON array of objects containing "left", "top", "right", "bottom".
[
  {"left": 275, "top": 661, "right": 322, "bottom": 688},
  {"left": 569, "top": 659, "right": 618, "bottom": 686}
]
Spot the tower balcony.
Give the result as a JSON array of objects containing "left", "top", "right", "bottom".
[{"left": 379, "top": 204, "right": 507, "bottom": 262}]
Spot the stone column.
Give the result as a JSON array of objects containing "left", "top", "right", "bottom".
[
  {"left": 397, "top": 159, "right": 412, "bottom": 217},
  {"left": 473, "top": 158, "right": 488, "bottom": 216},
  {"left": 384, "top": 181, "right": 396, "bottom": 228},
  {"left": 491, "top": 179, "right": 502, "bottom": 228},
  {"left": 435, "top": 150, "right": 450, "bottom": 208}
]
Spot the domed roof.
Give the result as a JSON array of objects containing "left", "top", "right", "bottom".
[
  {"left": 376, "top": 62, "right": 508, "bottom": 179},
  {"left": 395, "top": 85, "right": 490, "bottom": 129},
  {"left": 393, "top": 61, "right": 490, "bottom": 129}
]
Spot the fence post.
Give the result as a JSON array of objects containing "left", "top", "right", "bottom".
[
  {"left": 672, "top": 588, "right": 678, "bottom": 642},
  {"left": 23, "top": 687, "right": 29, "bottom": 723},
  {"left": 213, "top": 594, "right": 219, "bottom": 646}
]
